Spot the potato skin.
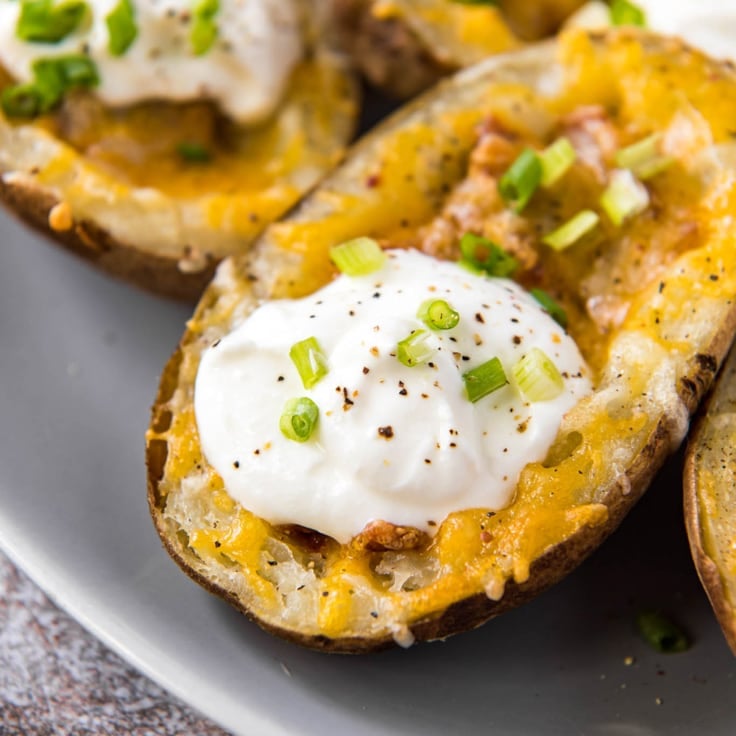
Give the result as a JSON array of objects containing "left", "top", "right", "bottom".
[{"left": 147, "top": 30, "right": 736, "bottom": 652}]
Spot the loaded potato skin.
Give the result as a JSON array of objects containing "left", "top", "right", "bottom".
[{"left": 147, "top": 28, "right": 736, "bottom": 652}]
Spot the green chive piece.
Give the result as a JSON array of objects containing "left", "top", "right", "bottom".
[
  {"left": 16, "top": 0, "right": 89, "bottom": 44},
  {"left": 498, "top": 148, "right": 542, "bottom": 213},
  {"left": 615, "top": 133, "right": 673, "bottom": 180},
  {"left": 542, "top": 209, "right": 599, "bottom": 251},
  {"left": 459, "top": 232, "right": 518, "bottom": 277},
  {"left": 1, "top": 83, "right": 45, "bottom": 118},
  {"left": 417, "top": 299, "right": 460, "bottom": 331},
  {"left": 530, "top": 288, "right": 568, "bottom": 329},
  {"left": 636, "top": 611, "right": 690, "bottom": 653},
  {"left": 177, "top": 141, "right": 211, "bottom": 163},
  {"left": 289, "top": 337, "right": 328, "bottom": 389},
  {"left": 329, "top": 237, "right": 386, "bottom": 276},
  {"left": 279, "top": 397, "right": 319, "bottom": 443},
  {"left": 539, "top": 137, "right": 577, "bottom": 188},
  {"left": 106, "top": 0, "right": 137, "bottom": 56},
  {"left": 462, "top": 357, "right": 508, "bottom": 403},
  {"left": 600, "top": 169, "right": 650, "bottom": 227},
  {"left": 511, "top": 347, "right": 564, "bottom": 402},
  {"left": 609, "top": 0, "right": 647, "bottom": 26},
  {"left": 190, "top": 0, "right": 220, "bottom": 56},
  {"left": 397, "top": 330, "right": 433, "bottom": 367}
]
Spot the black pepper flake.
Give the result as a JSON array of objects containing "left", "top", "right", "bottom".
[
  {"left": 362, "top": 366, "right": 370, "bottom": 374},
  {"left": 254, "top": 449, "right": 260, "bottom": 455},
  {"left": 233, "top": 460, "right": 240, "bottom": 469},
  {"left": 424, "top": 458, "right": 432, "bottom": 464},
  {"left": 214, "top": 541, "right": 221, "bottom": 548},
  {"left": 322, "top": 591, "right": 330, "bottom": 597},
  {"left": 399, "top": 388, "right": 408, "bottom": 396},
  {"left": 475, "top": 312, "right": 485, "bottom": 324},
  {"left": 512, "top": 335, "right": 522, "bottom": 345},
  {"left": 421, "top": 393, "right": 429, "bottom": 399},
  {"left": 378, "top": 425, "right": 394, "bottom": 439},
  {"left": 373, "top": 292, "right": 381, "bottom": 299},
  {"left": 267, "top": 559, "right": 278, "bottom": 566},
  {"left": 659, "top": 281, "right": 666, "bottom": 293},
  {"left": 710, "top": 274, "right": 719, "bottom": 281},
  {"left": 349, "top": 310, "right": 355, "bottom": 316},
  {"left": 343, "top": 387, "right": 354, "bottom": 409},
  {"left": 212, "top": 338, "right": 221, "bottom": 348},
  {"left": 277, "top": 375, "right": 285, "bottom": 382},
  {"left": 370, "top": 611, "right": 379, "bottom": 618}
]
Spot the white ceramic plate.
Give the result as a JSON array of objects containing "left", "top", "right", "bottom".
[{"left": 1, "top": 210, "right": 735, "bottom": 736}]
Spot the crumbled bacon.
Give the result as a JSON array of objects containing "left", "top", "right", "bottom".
[
  {"left": 353, "top": 520, "right": 429, "bottom": 552},
  {"left": 561, "top": 105, "right": 620, "bottom": 183}
]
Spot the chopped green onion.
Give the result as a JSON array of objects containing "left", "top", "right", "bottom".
[
  {"left": 609, "top": 0, "right": 646, "bottom": 26},
  {"left": 397, "top": 330, "right": 433, "bottom": 367},
  {"left": 17, "top": 0, "right": 88, "bottom": 43},
  {"left": 177, "top": 142, "right": 211, "bottom": 163},
  {"left": 289, "top": 337, "right": 328, "bottom": 389},
  {"left": 417, "top": 299, "right": 460, "bottom": 331},
  {"left": 463, "top": 357, "right": 508, "bottom": 403},
  {"left": 600, "top": 169, "right": 650, "bottom": 227},
  {"left": 459, "top": 232, "right": 518, "bottom": 277},
  {"left": 542, "top": 209, "right": 599, "bottom": 251},
  {"left": 279, "top": 397, "right": 319, "bottom": 443},
  {"left": 498, "top": 148, "right": 542, "bottom": 212},
  {"left": 539, "top": 137, "right": 577, "bottom": 188},
  {"left": 615, "top": 133, "right": 673, "bottom": 180},
  {"left": 106, "top": 0, "right": 137, "bottom": 56},
  {"left": 1, "top": 83, "right": 45, "bottom": 118},
  {"left": 511, "top": 347, "right": 564, "bottom": 402},
  {"left": 530, "top": 288, "right": 568, "bottom": 329},
  {"left": 636, "top": 611, "right": 690, "bottom": 653},
  {"left": 329, "top": 237, "right": 386, "bottom": 276},
  {"left": 190, "top": 0, "right": 219, "bottom": 55}
]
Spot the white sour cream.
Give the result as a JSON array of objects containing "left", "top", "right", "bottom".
[
  {"left": 569, "top": 1, "right": 736, "bottom": 63},
  {"left": 194, "top": 250, "right": 592, "bottom": 544},
  {"left": 0, "top": 0, "right": 303, "bottom": 124}
]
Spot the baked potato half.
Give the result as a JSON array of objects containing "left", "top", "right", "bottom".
[
  {"left": 331, "top": 0, "right": 585, "bottom": 98},
  {"left": 684, "top": 345, "right": 736, "bottom": 654},
  {"left": 0, "top": 3, "right": 358, "bottom": 300},
  {"left": 147, "top": 28, "right": 736, "bottom": 652}
]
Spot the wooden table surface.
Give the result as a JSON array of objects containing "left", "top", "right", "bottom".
[{"left": 0, "top": 548, "right": 230, "bottom": 735}]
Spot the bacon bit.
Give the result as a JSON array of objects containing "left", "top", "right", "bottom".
[
  {"left": 378, "top": 425, "right": 394, "bottom": 439},
  {"left": 480, "top": 530, "right": 493, "bottom": 544},
  {"left": 353, "top": 519, "right": 429, "bottom": 551},
  {"left": 365, "top": 173, "right": 381, "bottom": 188},
  {"left": 48, "top": 201, "right": 73, "bottom": 232}
]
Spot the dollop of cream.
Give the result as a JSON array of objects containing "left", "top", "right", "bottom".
[
  {"left": 0, "top": 0, "right": 303, "bottom": 124},
  {"left": 194, "top": 250, "right": 592, "bottom": 544}
]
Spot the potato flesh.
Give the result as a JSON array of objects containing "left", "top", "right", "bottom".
[{"left": 152, "top": 30, "right": 736, "bottom": 645}]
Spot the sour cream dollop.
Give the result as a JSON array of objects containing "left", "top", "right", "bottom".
[
  {"left": 195, "top": 250, "right": 592, "bottom": 544},
  {"left": 0, "top": 0, "right": 303, "bottom": 124}
]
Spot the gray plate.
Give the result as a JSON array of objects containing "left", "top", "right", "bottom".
[{"left": 1, "top": 209, "right": 734, "bottom": 736}]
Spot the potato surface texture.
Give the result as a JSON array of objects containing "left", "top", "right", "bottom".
[{"left": 147, "top": 29, "right": 736, "bottom": 652}]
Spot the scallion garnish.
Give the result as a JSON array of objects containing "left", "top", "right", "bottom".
[
  {"left": 177, "top": 141, "right": 211, "bottom": 163},
  {"left": 615, "top": 133, "right": 672, "bottom": 180},
  {"left": 1, "top": 83, "right": 45, "bottom": 118},
  {"left": 530, "top": 288, "right": 567, "bottom": 329},
  {"left": 190, "top": 0, "right": 220, "bottom": 56},
  {"left": 459, "top": 232, "right": 518, "bottom": 277},
  {"left": 511, "top": 347, "right": 564, "bottom": 402},
  {"left": 106, "top": 0, "right": 137, "bottom": 56},
  {"left": 417, "top": 299, "right": 460, "bottom": 331},
  {"left": 279, "top": 397, "right": 319, "bottom": 443},
  {"left": 462, "top": 357, "right": 508, "bottom": 403},
  {"left": 600, "top": 169, "right": 649, "bottom": 226},
  {"left": 636, "top": 611, "right": 690, "bottom": 653},
  {"left": 329, "top": 237, "right": 386, "bottom": 276},
  {"left": 397, "top": 330, "right": 433, "bottom": 367},
  {"left": 609, "top": 0, "right": 646, "bottom": 27},
  {"left": 16, "top": 0, "right": 88, "bottom": 44},
  {"left": 498, "top": 148, "right": 542, "bottom": 212},
  {"left": 539, "top": 137, "right": 577, "bottom": 188},
  {"left": 289, "top": 337, "right": 328, "bottom": 389},
  {"left": 542, "top": 209, "right": 599, "bottom": 251}
]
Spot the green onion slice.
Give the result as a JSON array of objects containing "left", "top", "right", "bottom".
[
  {"left": 539, "top": 137, "right": 577, "bottom": 188},
  {"left": 397, "top": 330, "right": 433, "bottom": 367},
  {"left": 609, "top": 0, "right": 646, "bottom": 26},
  {"left": 600, "top": 169, "right": 649, "bottom": 227},
  {"left": 289, "top": 337, "right": 328, "bottom": 389},
  {"left": 498, "top": 148, "right": 543, "bottom": 212},
  {"left": 106, "top": 0, "right": 137, "bottom": 56},
  {"left": 177, "top": 141, "right": 211, "bottom": 163},
  {"left": 459, "top": 232, "right": 518, "bottom": 277},
  {"left": 1, "top": 83, "right": 45, "bottom": 118},
  {"left": 462, "top": 357, "right": 508, "bottom": 403},
  {"left": 615, "top": 133, "right": 673, "bottom": 180},
  {"left": 329, "top": 237, "right": 386, "bottom": 276},
  {"left": 530, "top": 288, "right": 567, "bottom": 329},
  {"left": 190, "top": 0, "right": 220, "bottom": 55},
  {"left": 512, "top": 347, "right": 564, "bottom": 402},
  {"left": 635, "top": 611, "right": 690, "bottom": 653},
  {"left": 279, "top": 397, "right": 319, "bottom": 443},
  {"left": 17, "top": 0, "right": 88, "bottom": 43},
  {"left": 417, "top": 299, "right": 460, "bottom": 331},
  {"left": 542, "top": 209, "right": 599, "bottom": 251}
]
